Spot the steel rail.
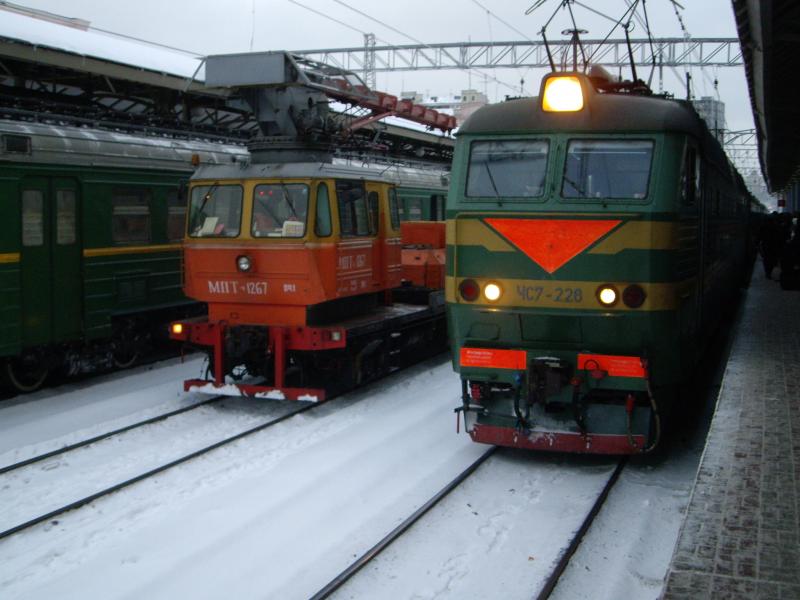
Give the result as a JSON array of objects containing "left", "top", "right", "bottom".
[
  {"left": 0, "top": 396, "right": 225, "bottom": 476},
  {"left": 0, "top": 400, "right": 319, "bottom": 541},
  {"left": 535, "top": 457, "right": 628, "bottom": 600},
  {"left": 309, "top": 446, "right": 497, "bottom": 600}
]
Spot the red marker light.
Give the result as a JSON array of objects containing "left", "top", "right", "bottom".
[
  {"left": 459, "top": 279, "right": 480, "bottom": 302},
  {"left": 622, "top": 284, "right": 646, "bottom": 309}
]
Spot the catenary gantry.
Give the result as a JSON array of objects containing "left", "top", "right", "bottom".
[{"left": 294, "top": 38, "right": 742, "bottom": 72}]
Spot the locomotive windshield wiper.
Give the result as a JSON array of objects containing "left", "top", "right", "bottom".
[
  {"left": 482, "top": 161, "right": 501, "bottom": 199},
  {"left": 281, "top": 185, "right": 300, "bottom": 220},
  {"left": 255, "top": 195, "right": 281, "bottom": 227},
  {"left": 197, "top": 183, "right": 219, "bottom": 215},
  {"left": 563, "top": 174, "right": 587, "bottom": 197}
]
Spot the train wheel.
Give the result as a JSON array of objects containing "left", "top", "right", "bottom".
[
  {"left": 112, "top": 343, "right": 139, "bottom": 369},
  {"left": 4, "top": 356, "right": 49, "bottom": 393},
  {"left": 111, "top": 319, "right": 142, "bottom": 369}
]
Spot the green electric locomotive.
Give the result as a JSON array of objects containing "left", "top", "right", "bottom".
[
  {"left": 447, "top": 70, "right": 750, "bottom": 454},
  {"left": 0, "top": 119, "right": 247, "bottom": 392}
]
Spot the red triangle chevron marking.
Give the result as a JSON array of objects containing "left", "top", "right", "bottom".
[{"left": 485, "top": 218, "right": 622, "bottom": 274}]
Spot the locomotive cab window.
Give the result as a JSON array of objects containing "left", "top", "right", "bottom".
[
  {"left": 681, "top": 146, "right": 700, "bottom": 207},
  {"left": 562, "top": 140, "right": 654, "bottom": 200},
  {"left": 466, "top": 140, "right": 549, "bottom": 199},
  {"left": 188, "top": 185, "right": 242, "bottom": 238},
  {"left": 388, "top": 188, "right": 401, "bottom": 231},
  {"left": 367, "top": 191, "right": 379, "bottom": 235},
  {"left": 252, "top": 183, "right": 309, "bottom": 238},
  {"left": 315, "top": 183, "right": 332, "bottom": 237},
  {"left": 336, "top": 180, "right": 371, "bottom": 237}
]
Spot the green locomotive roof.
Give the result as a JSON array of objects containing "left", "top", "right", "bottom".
[{"left": 459, "top": 92, "right": 704, "bottom": 137}]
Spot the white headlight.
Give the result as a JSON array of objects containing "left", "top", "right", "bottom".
[
  {"left": 237, "top": 255, "right": 252, "bottom": 272},
  {"left": 597, "top": 286, "right": 618, "bottom": 306},
  {"left": 484, "top": 282, "right": 502, "bottom": 302}
]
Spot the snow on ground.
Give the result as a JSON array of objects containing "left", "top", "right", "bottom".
[
  {"left": 549, "top": 400, "right": 712, "bottom": 600},
  {"left": 332, "top": 449, "right": 617, "bottom": 600},
  {"left": 0, "top": 351, "right": 716, "bottom": 599},
  {"left": 334, "top": 390, "right": 715, "bottom": 600},
  {"left": 0, "top": 397, "right": 295, "bottom": 534},
  {"left": 0, "top": 356, "right": 207, "bottom": 468},
  {"left": 0, "top": 358, "right": 489, "bottom": 599}
]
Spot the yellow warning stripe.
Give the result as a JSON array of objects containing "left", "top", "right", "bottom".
[
  {"left": 83, "top": 244, "right": 181, "bottom": 258},
  {"left": 0, "top": 253, "right": 20, "bottom": 264},
  {"left": 445, "top": 276, "right": 697, "bottom": 312}
]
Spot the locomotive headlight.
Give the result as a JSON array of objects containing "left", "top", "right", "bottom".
[
  {"left": 484, "top": 282, "right": 502, "bottom": 302},
  {"left": 596, "top": 285, "right": 618, "bottom": 307},
  {"left": 171, "top": 323, "right": 183, "bottom": 335},
  {"left": 542, "top": 76, "right": 584, "bottom": 112},
  {"left": 236, "top": 255, "right": 252, "bottom": 272}
]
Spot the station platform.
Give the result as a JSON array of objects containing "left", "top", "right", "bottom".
[{"left": 662, "top": 269, "right": 800, "bottom": 598}]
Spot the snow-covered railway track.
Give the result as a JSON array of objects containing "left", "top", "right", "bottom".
[
  {"left": 311, "top": 446, "right": 498, "bottom": 599},
  {"left": 535, "top": 457, "right": 627, "bottom": 599},
  {"left": 0, "top": 397, "right": 319, "bottom": 541},
  {"left": 0, "top": 396, "right": 224, "bottom": 476}
]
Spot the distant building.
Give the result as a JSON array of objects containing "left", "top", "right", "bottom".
[
  {"left": 399, "top": 91, "right": 424, "bottom": 104},
  {"left": 404, "top": 89, "right": 489, "bottom": 126},
  {"left": 692, "top": 96, "right": 726, "bottom": 141}
]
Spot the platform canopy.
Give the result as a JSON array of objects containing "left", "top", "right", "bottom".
[
  {"left": 734, "top": 0, "right": 800, "bottom": 192},
  {"left": 0, "top": 2, "right": 452, "bottom": 160}
]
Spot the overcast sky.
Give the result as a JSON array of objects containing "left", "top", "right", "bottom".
[{"left": 15, "top": 0, "right": 752, "bottom": 132}]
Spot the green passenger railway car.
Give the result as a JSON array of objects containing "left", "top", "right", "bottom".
[
  {"left": 0, "top": 120, "right": 247, "bottom": 392},
  {"left": 447, "top": 71, "right": 751, "bottom": 454}
]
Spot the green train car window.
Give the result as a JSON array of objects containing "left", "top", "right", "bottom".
[
  {"left": 188, "top": 185, "right": 243, "bottom": 238},
  {"left": 336, "top": 180, "right": 370, "bottom": 237},
  {"left": 404, "top": 197, "right": 423, "bottom": 221},
  {"left": 3, "top": 134, "right": 31, "bottom": 154},
  {"left": 315, "top": 183, "right": 332, "bottom": 237},
  {"left": 22, "top": 190, "right": 44, "bottom": 246},
  {"left": 167, "top": 189, "right": 186, "bottom": 242},
  {"left": 56, "top": 190, "right": 76, "bottom": 245},
  {"left": 112, "top": 190, "right": 151, "bottom": 244},
  {"left": 562, "top": 140, "right": 654, "bottom": 200},
  {"left": 252, "top": 183, "right": 309, "bottom": 238},
  {"left": 466, "top": 140, "right": 549, "bottom": 198},
  {"left": 388, "top": 188, "right": 400, "bottom": 231}
]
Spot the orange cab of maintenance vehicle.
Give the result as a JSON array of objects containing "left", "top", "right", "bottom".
[
  {"left": 183, "top": 161, "right": 411, "bottom": 326},
  {"left": 171, "top": 159, "right": 448, "bottom": 401}
]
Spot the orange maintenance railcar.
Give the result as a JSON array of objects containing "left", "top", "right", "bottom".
[{"left": 170, "top": 160, "right": 448, "bottom": 400}]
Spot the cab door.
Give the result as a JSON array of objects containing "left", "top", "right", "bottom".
[
  {"left": 365, "top": 182, "right": 386, "bottom": 291},
  {"left": 334, "top": 179, "right": 377, "bottom": 297},
  {"left": 19, "top": 177, "right": 82, "bottom": 346},
  {"left": 383, "top": 186, "right": 403, "bottom": 289}
]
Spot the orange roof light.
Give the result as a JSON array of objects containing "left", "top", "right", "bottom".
[{"left": 542, "top": 76, "right": 584, "bottom": 112}]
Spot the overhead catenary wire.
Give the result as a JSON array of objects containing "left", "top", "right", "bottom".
[
  {"left": 470, "top": 0, "right": 537, "bottom": 95},
  {"left": 287, "top": 0, "right": 391, "bottom": 44},
  {"left": 329, "top": 0, "right": 522, "bottom": 97}
]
